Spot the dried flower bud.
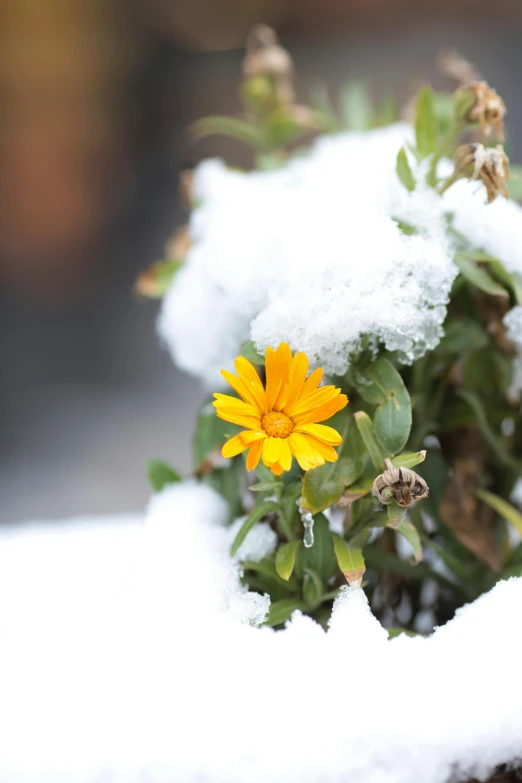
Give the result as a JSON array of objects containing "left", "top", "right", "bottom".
[
  {"left": 180, "top": 169, "right": 194, "bottom": 211},
  {"left": 454, "top": 143, "right": 510, "bottom": 203},
  {"left": 437, "top": 49, "right": 479, "bottom": 85},
  {"left": 454, "top": 81, "right": 506, "bottom": 140},
  {"left": 242, "top": 24, "right": 295, "bottom": 106},
  {"left": 372, "top": 459, "right": 429, "bottom": 508},
  {"left": 166, "top": 226, "right": 192, "bottom": 261}
]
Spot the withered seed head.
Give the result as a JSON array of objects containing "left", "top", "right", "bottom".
[
  {"left": 242, "top": 24, "right": 295, "bottom": 106},
  {"left": 454, "top": 143, "right": 510, "bottom": 203},
  {"left": 372, "top": 459, "right": 429, "bottom": 508},
  {"left": 437, "top": 49, "right": 480, "bottom": 85},
  {"left": 454, "top": 81, "right": 506, "bottom": 140}
]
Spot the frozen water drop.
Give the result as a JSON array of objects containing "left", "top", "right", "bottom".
[{"left": 297, "top": 499, "right": 315, "bottom": 548}]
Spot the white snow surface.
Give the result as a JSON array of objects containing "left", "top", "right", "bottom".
[
  {"left": 158, "top": 123, "right": 522, "bottom": 386},
  {"left": 1, "top": 481, "right": 522, "bottom": 783}
]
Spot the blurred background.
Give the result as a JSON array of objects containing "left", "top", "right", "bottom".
[{"left": 1, "top": 0, "right": 522, "bottom": 522}]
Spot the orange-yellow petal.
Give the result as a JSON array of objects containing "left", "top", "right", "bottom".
[
  {"left": 221, "top": 369, "right": 261, "bottom": 410},
  {"left": 213, "top": 394, "right": 260, "bottom": 419},
  {"left": 294, "top": 423, "right": 343, "bottom": 446},
  {"left": 287, "top": 432, "right": 325, "bottom": 471},
  {"left": 301, "top": 434, "right": 339, "bottom": 463},
  {"left": 282, "top": 352, "right": 309, "bottom": 412},
  {"left": 286, "top": 384, "right": 339, "bottom": 417},
  {"left": 265, "top": 343, "right": 292, "bottom": 411},
  {"left": 222, "top": 430, "right": 266, "bottom": 458},
  {"left": 246, "top": 438, "right": 264, "bottom": 471},
  {"left": 215, "top": 409, "right": 263, "bottom": 430},
  {"left": 277, "top": 438, "right": 292, "bottom": 472},
  {"left": 292, "top": 393, "right": 348, "bottom": 425},
  {"left": 301, "top": 367, "right": 323, "bottom": 397},
  {"left": 234, "top": 357, "right": 266, "bottom": 412},
  {"left": 262, "top": 436, "right": 283, "bottom": 466},
  {"left": 270, "top": 462, "right": 285, "bottom": 476}
]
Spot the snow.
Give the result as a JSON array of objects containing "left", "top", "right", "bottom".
[
  {"left": 158, "top": 123, "right": 522, "bottom": 387},
  {"left": 1, "top": 481, "right": 521, "bottom": 783},
  {"left": 158, "top": 124, "right": 456, "bottom": 385}
]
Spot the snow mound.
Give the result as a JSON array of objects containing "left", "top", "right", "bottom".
[
  {"left": 158, "top": 124, "right": 522, "bottom": 387},
  {"left": 1, "top": 481, "right": 521, "bottom": 782}
]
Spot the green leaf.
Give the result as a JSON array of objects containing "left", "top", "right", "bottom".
[
  {"left": 303, "top": 568, "right": 324, "bottom": 608},
  {"left": 264, "top": 598, "right": 304, "bottom": 627},
  {"left": 387, "top": 627, "right": 425, "bottom": 639},
  {"left": 487, "top": 261, "right": 522, "bottom": 305},
  {"left": 242, "top": 557, "right": 297, "bottom": 592},
  {"left": 437, "top": 318, "right": 488, "bottom": 354},
  {"left": 457, "top": 389, "right": 521, "bottom": 473},
  {"left": 394, "top": 519, "right": 423, "bottom": 563},
  {"left": 193, "top": 401, "right": 238, "bottom": 470},
  {"left": 301, "top": 412, "right": 366, "bottom": 514},
  {"left": 250, "top": 481, "right": 283, "bottom": 493},
  {"left": 309, "top": 83, "right": 342, "bottom": 132},
  {"left": 332, "top": 535, "right": 366, "bottom": 585},
  {"left": 391, "top": 450, "right": 426, "bottom": 469},
  {"left": 354, "top": 358, "right": 412, "bottom": 456},
  {"left": 302, "top": 514, "right": 337, "bottom": 582},
  {"left": 386, "top": 503, "right": 407, "bottom": 529},
  {"left": 146, "top": 459, "right": 182, "bottom": 492},
  {"left": 415, "top": 86, "right": 437, "bottom": 158},
  {"left": 507, "top": 165, "right": 522, "bottom": 202},
  {"left": 396, "top": 147, "right": 416, "bottom": 192},
  {"left": 241, "top": 340, "right": 265, "bottom": 365},
  {"left": 453, "top": 254, "right": 509, "bottom": 299},
  {"left": 275, "top": 540, "right": 301, "bottom": 581},
  {"left": 189, "top": 116, "right": 263, "bottom": 149},
  {"left": 476, "top": 489, "right": 522, "bottom": 537},
  {"left": 354, "top": 411, "right": 387, "bottom": 470},
  {"left": 230, "top": 501, "right": 278, "bottom": 557},
  {"left": 340, "top": 79, "right": 372, "bottom": 130},
  {"left": 341, "top": 463, "right": 376, "bottom": 503}
]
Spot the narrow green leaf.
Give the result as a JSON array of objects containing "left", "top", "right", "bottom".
[
  {"left": 477, "top": 488, "right": 522, "bottom": 537},
  {"left": 487, "top": 261, "right": 522, "bottom": 305},
  {"left": 354, "top": 411, "right": 387, "bottom": 469},
  {"left": 453, "top": 254, "right": 509, "bottom": 299},
  {"left": 394, "top": 519, "right": 423, "bottom": 563},
  {"left": 303, "top": 568, "right": 324, "bottom": 608},
  {"left": 242, "top": 558, "right": 297, "bottom": 592},
  {"left": 354, "top": 358, "right": 412, "bottom": 456},
  {"left": 396, "top": 147, "right": 416, "bottom": 192},
  {"left": 437, "top": 318, "right": 488, "bottom": 354},
  {"left": 507, "top": 165, "right": 522, "bottom": 202},
  {"left": 332, "top": 535, "right": 366, "bottom": 585},
  {"left": 264, "top": 598, "right": 304, "bottom": 627},
  {"left": 415, "top": 86, "right": 437, "bottom": 158},
  {"left": 240, "top": 340, "right": 265, "bottom": 365},
  {"left": 146, "top": 459, "right": 182, "bottom": 492},
  {"left": 189, "top": 116, "right": 263, "bottom": 149},
  {"left": 302, "top": 514, "right": 337, "bottom": 582},
  {"left": 275, "top": 540, "right": 301, "bottom": 581},
  {"left": 250, "top": 481, "right": 283, "bottom": 493},
  {"left": 340, "top": 79, "right": 372, "bottom": 130},
  {"left": 391, "top": 451, "right": 426, "bottom": 469},
  {"left": 230, "top": 501, "right": 278, "bottom": 557},
  {"left": 457, "top": 389, "right": 521, "bottom": 473}
]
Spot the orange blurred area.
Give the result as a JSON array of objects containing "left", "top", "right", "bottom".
[{"left": 1, "top": 0, "right": 522, "bottom": 520}]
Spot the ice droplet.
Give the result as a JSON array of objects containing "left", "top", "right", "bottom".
[{"left": 297, "top": 499, "right": 315, "bottom": 548}]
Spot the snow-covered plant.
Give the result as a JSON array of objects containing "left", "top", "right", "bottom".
[{"left": 138, "top": 31, "right": 522, "bottom": 634}]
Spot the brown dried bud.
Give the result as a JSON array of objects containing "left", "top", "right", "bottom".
[
  {"left": 166, "top": 226, "right": 192, "bottom": 261},
  {"left": 242, "top": 24, "right": 295, "bottom": 106},
  {"left": 372, "top": 459, "right": 429, "bottom": 508},
  {"left": 454, "top": 143, "right": 510, "bottom": 203},
  {"left": 180, "top": 169, "right": 194, "bottom": 211},
  {"left": 454, "top": 81, "right": 506, "bottom": 140},
  {"left": 437, "top": 49, "right": 480, "bottom": 85}
]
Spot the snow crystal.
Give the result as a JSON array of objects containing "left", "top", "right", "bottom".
[
  {"left": 1, "top": 481, "right": 522, "bottom": 782},
  {"left": 158, "top": 124, "right": 457, "bottom": 385}
]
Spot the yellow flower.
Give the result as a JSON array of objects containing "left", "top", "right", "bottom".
[{"left": 213, "top": 343, "right": 348, "bottom": 476}]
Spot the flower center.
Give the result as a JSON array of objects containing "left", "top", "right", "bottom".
[{"left": 261, "top": 410, "right": 294, "bottom": 438}]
